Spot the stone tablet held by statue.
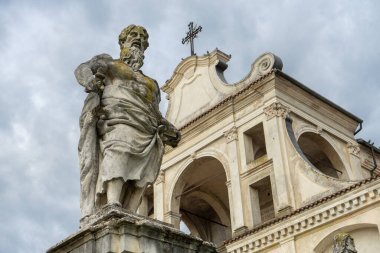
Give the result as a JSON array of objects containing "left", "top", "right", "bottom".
[{"left": 74, "top": 25, "right": 181, "bottom": 223}]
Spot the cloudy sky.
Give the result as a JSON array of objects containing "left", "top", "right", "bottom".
[{"left": 0, "top": 0, "right": 379, "bottom": 252}]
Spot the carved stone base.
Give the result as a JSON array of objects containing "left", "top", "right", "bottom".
[{"left": 47, "top": 205, "right": 216, "bottom": 253}]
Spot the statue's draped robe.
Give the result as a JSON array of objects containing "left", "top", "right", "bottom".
[{"left": 76, "top": 54, "right": 164, "bottom": 217}]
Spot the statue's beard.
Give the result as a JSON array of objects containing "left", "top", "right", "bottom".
[{"left": 120, "top": 46, "right": 144, "bottom": 71}]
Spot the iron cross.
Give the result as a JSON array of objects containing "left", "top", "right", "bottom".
[{"left": 182, "top": 22, "right": 202, "bottom": 56}]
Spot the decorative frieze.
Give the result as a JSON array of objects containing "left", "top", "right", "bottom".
[
  {"left": 263, "top": 102, "right": 290, "bottom": 120},
  {"left": 224, "top": 126, "right": 238, "bottom": 143}
]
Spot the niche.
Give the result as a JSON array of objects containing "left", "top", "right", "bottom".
[
  {"left": 298, "top": 132, "right": 347, "bottom": 179},
  {"left": 244, "top": 123, "right": 267, "bottom": 164},
  {"left": 250, "top": 176, "right": 275, "bottom": 226}
]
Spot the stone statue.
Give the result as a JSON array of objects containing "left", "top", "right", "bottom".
[
  {"left": 74, "top": 25, "right": 180, "bottom": 222},
  {"left": 333, "top": 233, "right": 357, "bottom": 253}
]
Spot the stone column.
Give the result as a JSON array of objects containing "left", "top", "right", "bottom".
[
  {"left": 224, "top": 126, "right": 247, "bottom": 234},
  {"left": 154, "top": 171, "right": 165, "bottom": 221},
  {"left": 263, "top": 102, "right": 293, "bottom": 215}
]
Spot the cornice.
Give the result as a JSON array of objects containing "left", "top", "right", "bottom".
[{"left": 225, "top": 176, "right": 380, "bottom": 253}]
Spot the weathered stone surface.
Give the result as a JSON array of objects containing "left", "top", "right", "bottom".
[
  {"left": 74, "top": 25, "right": 180, "bottom": 220},
  {"left": 47, "top": 205, "right": 216, "bottom": 253}
]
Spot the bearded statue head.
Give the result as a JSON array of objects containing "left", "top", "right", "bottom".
[{"left": 118, "top": 25, "right": 149, "bottom": 71}]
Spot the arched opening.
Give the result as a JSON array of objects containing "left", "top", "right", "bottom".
[
  {"left": 314, "top": 224, "right": 380, "bottom": 253},
  {"left": 172, "top": 156, "right": 231, "bottom": 247},
  {"left": 298, "top": 132, "right": 347, "bottom": 179}
]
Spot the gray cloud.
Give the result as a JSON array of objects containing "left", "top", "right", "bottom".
[{"left": 0, "top": 1, "right": 379, "bottom": 252}]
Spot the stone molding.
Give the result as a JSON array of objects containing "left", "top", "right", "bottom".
[
  {"left": 347, "top": 142, "right": 360, "bottom": 157},
  {"left": 263, "top": 102, "right": 290, "bottom": 120},
  {"left": 225, "top": 180, "right": 380, "bottom": 253},
  {"left": 224, "top": 126, "right": 238, "bottom": 143}
]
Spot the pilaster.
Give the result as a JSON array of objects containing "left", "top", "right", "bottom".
[
  {"left": 154, "top": 170, "right": 165, "bottom": 221},
  {"left": 346, "top": 142, "right": 365, "bottom": 180},
  {"left": 224, "top": 126, "right": 247, "bottom": 234},
  {"left": 263, "top": 102, "right": 293, "bottom": 215}
]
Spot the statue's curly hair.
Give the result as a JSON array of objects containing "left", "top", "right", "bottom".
[{"left": 118, "top": 25, "right": 149, "bottom": 50}]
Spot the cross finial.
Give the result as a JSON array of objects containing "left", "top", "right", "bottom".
[{"left": 182, "top": 22, "right": 202, "bottom": 56}]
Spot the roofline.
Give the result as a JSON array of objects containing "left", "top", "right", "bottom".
[
  {"left": 357, "top": 138, "right": 380, "bottom": 153},
  {"left": 276, "top": 70, "right": 363, "bottom": 123}
]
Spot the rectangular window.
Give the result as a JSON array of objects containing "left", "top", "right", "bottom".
[
  {"left": 244, "top": 123, "right": 267, "bottom": 164},
  {"left": 250, "top": 176, "right": 275, "bottom": 226}
]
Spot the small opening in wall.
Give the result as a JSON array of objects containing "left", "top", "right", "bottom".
[
  {"left": 250, "top": 176, "right": 275, "bottom": 226},
  {"left": 244, "top": 123, "right": 267, "bottom": 164},
  {"left": 180, "top": 220, "right": 191, "bottom": 235}
]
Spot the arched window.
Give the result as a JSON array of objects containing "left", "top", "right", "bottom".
[
  {"left": 172, "top": 157, "right": 231, "bottom": 247},
  {"left": 298, "top": 132, "right": 346, "bottom": 179},
  {"left": 314, "top": 225, "right": 380, "bottom": 253}
]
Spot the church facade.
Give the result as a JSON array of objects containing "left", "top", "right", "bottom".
[{"left": 141, "top": 50, "right": 380, "bottom": 252}]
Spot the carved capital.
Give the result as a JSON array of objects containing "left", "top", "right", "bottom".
[
  {"left": 155, "top": 170, "right": 165, "bottom": 184},
  {"left": 224, "top": 126, "right": 238, "bottom": 143},
  {"left": 347, "top": 142, "right": 360, "bottom": 157},
  {"left": 263, "top": 102, "right": 290, "bottom": 120}
]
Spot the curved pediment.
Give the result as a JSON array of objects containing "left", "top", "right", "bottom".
[{"left": 162, "top": 49, "right": 283, "bottom": 128}]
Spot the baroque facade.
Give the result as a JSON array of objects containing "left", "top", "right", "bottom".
[{"left": 138, "top": 50, "right": 380, "bottom": 253}]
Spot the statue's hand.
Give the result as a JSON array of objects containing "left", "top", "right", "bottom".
[
  {"left": 157, "top": 125, "right": 181, "bottom": 148},
  {"left": 85, "top": 68, "right": 106, "bottom": 93}
]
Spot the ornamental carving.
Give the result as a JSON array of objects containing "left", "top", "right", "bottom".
[
  {"left": 258, "top": 56, "right": 272, "bottom": 72},
  {"left": 333, "top": 233, "right": 357, "bottom": 253},
  {"left": 347, "top": 142, "right": 360, "bottom": 157},
  {"left": 263, "top": 102, "right": 290, "bottom": 120},
  {"left": 224, "top": 126, "right": 238, "bottom": 143}
]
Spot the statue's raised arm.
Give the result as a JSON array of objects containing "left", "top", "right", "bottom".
[{"left": 75, "top": 25, "right": 180, "bottom": 227}]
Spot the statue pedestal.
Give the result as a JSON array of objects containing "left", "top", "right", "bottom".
[{"left": 47, "top": 205, "right": 216, "bottom": 253}]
